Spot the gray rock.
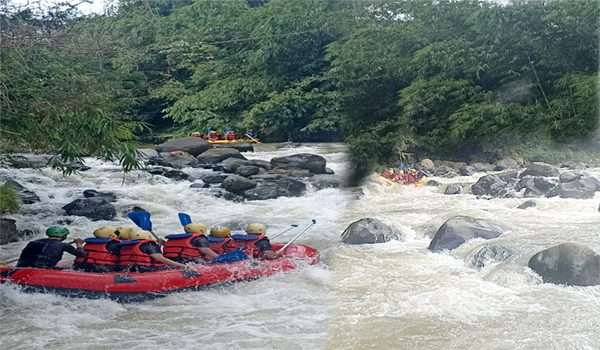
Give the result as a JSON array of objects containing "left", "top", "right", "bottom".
[
  {"left": 246, "top": 159, "right": 272, "bottom": 170},
  {"left": 147, "top": 167, "right": 189, "bottom": 181},
  {"left": 497, "top": 170, "right": 519, "bottom": 182},
  {"left": 156, "top": 137, "right": 210, "bottom": 156},
  {"left": 0, "top": 218, "right": 19, "bottom": 244},
  {"left": 341, "top": 218, "right": 401, "bottom": 244},
  {"left": 309, "top": 175, "right": 341, "bottom": 190},
  {"left": 428, "top": 216, "right": 504, "bottom": 251},
  {"left": 271, "top": 153, "right": 327, "bottom": 174},
  {"left": 324, "top": 168, "right": 335, "bottom": 175},
  {"left": 518, "top": 176, "right": 557, "bottom": 197},
  {"left": 271, "top": 177, "right": 307, "bottom": 197},
  {"left": 138, "top": 148, "right": 159, "bottom": 160},
  {"left": 559, "top": 171, "right": 581, "bottom": 183},
  {"left": 495, "top": 157, "right": 520, "bottom": 171},
  {"left": 471, "top": 174, "right": 509, "bottom": 197},
  {"left": 553, "top": 176, "right": 599, "bottom": 199},
  {"left": 62, "top": 198, "right": 116, "bottom": 221},
  {"left": 471, "top": 162, "right": 495, "bottom": 172},
  {"left": 236, "top": 165, "right": 260, "bottom": 177},
  {"left": 4, "top": 180, "right": 40, "bottom": 204},
  {"left": 528, "top": 243, "right": 600, "bottom": 286},
  {"left": 520, "top": 162, "right": 559, "bottom": 178},
  {"left": 149, "top": 152, "right": 199, "bottom": 168},
  {"left": 200, "top": 173, "right": 227, "bottom": 184},
  {"left": 426, "top": 180, "right": 441, "bottom": 187},
  {"left": 220, "top": 158, "right": 250, "bottom": 173},
  {"left": 242, "top": 182, "right": 281, "bottom": 200},
  {"left": 444, "top": 184, "right": 463, "bottom": 195},
  {"left": 517, "top": 200, "right": 537, "bottom": 209},
  {"left": 419, "top": 159, "right": 435, "bottom": 172},
  {"left": 189, "top": 181, "right": 208, "bottom": 189},
  {"left": 197, "top": 148, "right": 246, "bottom": 164},
  {"left": 433, "top": 165, "right": 458, "bottom": 178},
  {"left": 0, "top": 154, "right": 51, "bottom": 168},
  {"left": 469, "top": 245, "right": 513, "bottom": 268},
  {"left": 83, "top": 189, "right": 116, "bottom": 202},
  {"left": 270, "top": 167, "right": 313, "bottom": 177},
  {"left": 221, "top": 175, "right": 257, "bottom": 194},
  {"left": 458, "top": 165, "right": 475, "bottom": 176}
]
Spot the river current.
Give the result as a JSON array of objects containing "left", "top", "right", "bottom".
[{"left": 1, "top": 143, "right": 599, "bottom": 350}]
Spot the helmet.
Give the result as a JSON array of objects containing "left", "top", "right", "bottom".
[
  {"left": 46, "top": 226, "right": 70, "bottom": 238},
  {"left": 115, "top": 227, "right": 134, "bottom": 240},
  {"left": 245, "top": 223, "right": 266, "bottom": 235},
  {"left": 184, "top": 223, "right": 208, "bottom": 234},
  {"left": 210, "top": 226, "right": 231, "bottom": 238},
  {"left": 129, "top": 230, "right": 154, "bottom": 241},
  {"left": 93, "top": 227, "right": 118, "bottom": 239}
]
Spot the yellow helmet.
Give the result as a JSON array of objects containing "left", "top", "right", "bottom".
[
  {"left": 115, "top": 227, "right": 135, "bottom": 240},
  {"left": 184, "top": 223, "right": 208, "bottom": 234},
  {"left": 245, "top": 223, "right": 266, "bottom": 235},
  {"left": 129, "top": 230, "right": 154, "bottom": 241},
  {"left": 93, "top": 227, "right": 118, "bottom": 239},
  {"left": 210, "top": 226, "right": 231, "bottom": 238}
]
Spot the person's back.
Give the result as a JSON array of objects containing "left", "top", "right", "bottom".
[
  {"left": 73, "top": 227, "right": 121, "bottom": 273},
  {"left": 17, "top": 227, "right": 85, "bottom": 268},
  {"left": 119, "top": 230, "right": 189, "bottom": 272},
  {"left": 163, "top": 223, "right": 218, "bottom": 263}
]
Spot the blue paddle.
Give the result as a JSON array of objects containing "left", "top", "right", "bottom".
[
  {"left": 127, "top": 211, "right": 161, "bottom": 242},
  {"left": 178, "top": 212, "right": 192, "bottom": 227}
]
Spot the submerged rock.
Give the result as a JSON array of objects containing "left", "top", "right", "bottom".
[
  {"left": 271, "top": 153, "right": 327, "bottom": 174},
  {"left": 517, "top": 200, "right": 537, "bottom": 209},
  {"left": 444, "top": 184, "right": 463, "bottom": 195},
  {"left": 83, "top": 189, "right": 116, "bottom": 202},
  {"left": 528, "top": 243, "right": 600, "bottom": 286},
  {"left": 468, "top": 245, "right": 513, "bottom": 268},
  {"left": 62, "top": 198, "right": 116, "bottom": 221},
  {"left": 147, "top": 167, "right": 189, "bottom": 181},
  {"left": 156, "top": 137, "right": 209, "bottom": 156},
  {"left": 341, "top": 218, "right": 401, "bottom": 244},
  {"left": 428, "top": 216, "right": 504, "bottom": 251}
]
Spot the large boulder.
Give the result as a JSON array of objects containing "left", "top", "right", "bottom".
[
  {"left": 137, "top": 148, "right": 160, "bottom": 161},
  {"left": 200, "top": 173, "right": 227, "bottom": 184},
  {"left": 559, "top": 171, "right": 581, "bottom": 183},
  {"left": 520, "top": 162, "right": 559, "bottom": 178},
  {"left": 197, "top": 148, "right": 246, "bottom": 164},
  {"left": 517, "top": 176, "right": 557, "bottom": 197},
  {"left": 341, "top": 218, "right": 401, "bottom": 244},
  {"left": 551, "top": 176, "right": 600, "bottom": 199},
  {"left": 156, "top": 137, "right": 209, "bottom": 156},
  {"left": 62, "top": 198, "right": 116, "bottom": 221},
  {"left": 271, "top": 177, "right": 306, "bottom": 197},
  {"left": 4, "top": 180, "right": 40, "bottom": 204},
  {"left": 528, "top": 243, "right": 600, "bottom": 286},
  {"left": 221, "top": 175, "right": 257, "bottom": 194},
  {"left": 428, "top": 216, "right": 504, "bottom": 251},
  {"left": 149, "top": 152, "right": 199, "bottom": 169},
  {"left": 242, "top": 182, "right": 281, "bottom": 200},
  {"left": 468, "top": 245, "right": 513, "bottom": 268},
  {"left": 236, "top": 165, "right": 260, "bottom": 177},
  {"left": 471, "top": 174, "right": 509, "bottom": 197},
  {"left": 220, "top": 158, "right": 250, "bottom": 173},
  {"left": 271, "top": 153, "right": 327, "bottom": 174},
  {"left": 0, "top": 218, "right": 19, "bottom": 244},
  {"left": 0, "top": 154, "right": 51, "bottom": 169}
]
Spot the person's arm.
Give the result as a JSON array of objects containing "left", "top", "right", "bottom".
[
  {"left": 63, "top": 239, "right": 86, "bottom": 257},
  {"left": 149, "top": 253, "right": 189, "bottom": 269},
  {"left": 255, "top": 238, "right": 282, "bottom": 260},
  {"left": 199, "top": 247, "right": 219, "bottom": 259},
  {"left": 192, "top": 236, "right": 219, "bottom": 259}
]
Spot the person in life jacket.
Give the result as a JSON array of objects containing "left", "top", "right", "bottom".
[
  {"left": 17, "top": 227, "right": 86, "bottom": 269},
  {"left": 73, "top": 227, "right": 121, "bottom": 273},
  {"left": 115, "top": 226, "right": 135, "bottom": 240},
  {"left": 245, "top": 223, "right": 282, "bottom": 260},
  {"left": 163, "top": 223, "right": 219, "bottom": 263},
  {"left": 207, "top": 130, "right": 219, "bottom": 141},
  {"left": 119, "top": 230, "right": 189, "bottom": 272},
  {"left": 208, "top": 226, "right": 237, "bottom": 254}
]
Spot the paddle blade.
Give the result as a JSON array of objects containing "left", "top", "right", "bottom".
[
  {"left": 211, "top": 249, "right": 248, "bottom": 264},
  {"left": 178, "top": 212, "right": 192, "bottom": 227},
  {"left": 128, "top": 211, "right": 153, "bottom": 231}
]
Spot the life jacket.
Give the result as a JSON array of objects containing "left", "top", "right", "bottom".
[
  {"left": 118, "top": 240, "right": 164, "bottom": 268},
  {"left": 207, "top": 236, "right": 236, "bottom": 255},
  {"left": 163, "top": 233, "right": 205, "bottom": 260},
  {"left": 243, "top": 234, "right": 266, "bottom": 258},
  {"left": 74, "top": 238, "right": 119, "bottom": 267}
]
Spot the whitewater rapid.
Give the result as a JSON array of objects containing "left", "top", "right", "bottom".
[{"left": 1, "top": 143, "right": 599, "bottom": 350}]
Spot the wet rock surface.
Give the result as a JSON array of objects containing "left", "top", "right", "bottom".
[
  {"left": 341, "top": 218, "right": 401, "bottom": 244},
  {"left": 156, "top": 137, "right": 209, "bottom": 156},
  {"left": 429, "top": 216, "right": 504, "bottom": 251},
  {"left": 528, "top": 243, "right": 600, "bottom": 286},
  {"left": 468, "top": 245, "right": 514, "bottom": 268},
  {"left": 62, "top": 197, "right": 116, "bottom": 221}
]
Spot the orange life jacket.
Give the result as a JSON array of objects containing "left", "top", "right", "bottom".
[
  {"left": 74, "top": 238, "right": 119, "bottom": 267},
  {"left": 119, "top": 240, "right": 164, "bottom": 268},
  {"left": 163, "top": 233, "right": 205, "bottom": 260}
]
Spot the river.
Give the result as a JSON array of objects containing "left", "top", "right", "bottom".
[{"left": 1, "top": 143, "right": 599, "bottom": 350}]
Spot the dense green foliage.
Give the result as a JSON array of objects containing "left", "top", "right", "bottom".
[
  {"left": 1, "top": 0, "right": 598, "bottom": 171},
  {"left": 0, "top": 184, "right": 19, "bottom": 214}
]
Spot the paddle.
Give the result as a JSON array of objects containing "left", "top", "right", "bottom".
[
  {"left": 276, "top": 219, "right": 316, "bottom": 255},
  {"left": 244, "top": 133, "right": 261, "bottom": 144},
  {"left": 269, "top": 224, "right": 299, "bottom": 241},
  {"left": 127, "top": 211, "right": 162, "bottom": 242},
  {"left": 178, "top": 212, "right": 192, "bottom": 227}
]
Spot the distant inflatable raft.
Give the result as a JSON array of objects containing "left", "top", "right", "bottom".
[{"left": 0, "top": 243, "right": 318, "bottom": 302}]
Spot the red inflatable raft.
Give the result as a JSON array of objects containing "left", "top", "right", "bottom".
[{"left": 0, "top": 243, "right": 318, "bottom": 302}]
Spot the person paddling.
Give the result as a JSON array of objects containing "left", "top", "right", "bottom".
[
  {"left": 119, "top": 230, "right": 190, "bottom": 272},
  {"left": 16, "top": 227, "right": 86, "bottom": 269},
  {"left": 163, "top": 223, "right": 219, "bottom": 262},
  {"left": 245, "top": 223, "right": 283, "bottom": 260},
  {"left": 73, "top": 227, "right": 121, "bottom": 273}
]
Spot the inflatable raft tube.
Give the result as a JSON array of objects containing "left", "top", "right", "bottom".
[{"left": 0, "top": 243, "right": 318, "bottom": 302}]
